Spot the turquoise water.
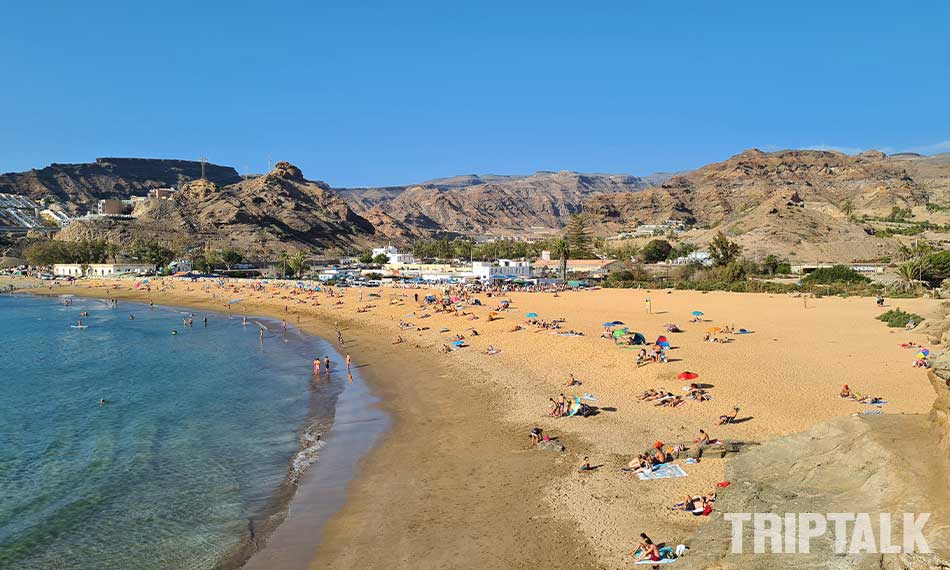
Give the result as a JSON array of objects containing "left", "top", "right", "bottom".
[{"left": 0, "top": 294, "right": 345, "bottom": 569}]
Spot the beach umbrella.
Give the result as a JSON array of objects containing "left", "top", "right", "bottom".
[
  {"left": 603, "top": 320, "right": 624, "bottom": 327},
  {"left": 451, "top": 340, "right": 465, "bottom": 347},
  {"left": 526, "top": 312, "right": 539, "bottom": 318},
  {"left": 707, "top": 326, "right": 721, "bottom": 333},
  {"left": 691, "top": 310, "right": 704, "bottom": 316},
  {"left": 612, "top": 328, "right": 629, "bottom": 338},
  {"left": 677, "top": 371, "right": 699, "bottom": 380},
  {"left": 917, "top": 350, "right": 930, "bottom": 359}
]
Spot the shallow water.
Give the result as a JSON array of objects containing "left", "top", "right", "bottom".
[{"left": 0, "top": 295, "right": 345, "bottom": 569}]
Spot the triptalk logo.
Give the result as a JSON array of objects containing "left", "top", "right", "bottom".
[{"left": 724, "top": 513, "right": 931, "bottom": 554}]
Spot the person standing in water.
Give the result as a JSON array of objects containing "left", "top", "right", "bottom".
[
  {"left": 313, "top": 358, "right": 321, "bottom": 374},
  {"left": 203, "top": 316, "right": 208, "bottom": 327},
  {"left": 346, "top": 353, "right": 352, "bottom": 371},
  {"left": 259, "top": 328, "right": 265, "bottom": 344},
  {"left": 323, "top": 355, "right": 330, "bottom": 373}
]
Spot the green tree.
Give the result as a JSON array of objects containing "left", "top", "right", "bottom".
[
  {"left": 640, "top": 239, "right": 673, "bottom": 263},
  {"left": 565, "top": 214, "right": 593, "bottom": 257},
  {"left": 708, "top": 232, "right": 742, "bottom": 266},
  {"left": 372, "top": 253, "right": 390, "bottom": 264},
  {"left": 220, "top": 248, "right": 244, "bottom": 271},
  {"left": 358, "top": 252, "right": 374, "bottom": 264}
]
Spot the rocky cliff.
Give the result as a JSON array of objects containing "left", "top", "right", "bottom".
[
  {"left": 0, "top": 158, "right": 241, "bottom": 210},
  {"left": 59, "top": 162, "right": 376, "bottom": 253},
  {"left": 586, "top": 149, "right": 950, "bottom": 262},
  {"left": 343, "top": 171, "right": 654, "bottom": 236}
]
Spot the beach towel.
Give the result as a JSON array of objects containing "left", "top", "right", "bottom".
[
  {"left": 637, "top": 463, "right": 687, "bottom": 481},
  {"left": 861, "top": 409, "right": 883, "bottom": 415},
  {"left": 566, "top": 397, "right": 582, "bottom": 417},
  {"left": 633, "top": 546, "right": 678, "bottom": 564}
]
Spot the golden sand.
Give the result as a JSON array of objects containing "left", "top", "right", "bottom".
[{"left": 25, "top": 279, "right": 941, "bottom": 569}]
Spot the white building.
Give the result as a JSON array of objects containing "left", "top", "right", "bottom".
[
  {"left": 472, "top": 259, "right": 532, "bottom": 281},
  {"left": 53, "top": 263, "right": 154, "bottom": 278},
  {"left": 371, "top": 245, "right": 414, "bottom": 264}
]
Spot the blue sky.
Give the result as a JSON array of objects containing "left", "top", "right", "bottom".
[{"left": 1, "top": 0, "right": 947, "bottom": 186}]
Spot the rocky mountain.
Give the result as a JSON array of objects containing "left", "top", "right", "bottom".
[
  {"left": 586, "top": 149, "right": 950, "bottom": 261},
  {"left": 338, "top": 171, "right": 657, "bottom": 236},
  {"left": 0, "top": 158, "right": 241, "bottom": 211},
  {"left": 58, "top": 162, "right": 376, "bottom": 253}
]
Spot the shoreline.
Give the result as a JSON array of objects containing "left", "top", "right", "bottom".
[
  {"left": 13, "top": 278, "right": 943, "bottom": 569},
  {"left": 16, "top": 290, "right": 388, "bottom": 570}
]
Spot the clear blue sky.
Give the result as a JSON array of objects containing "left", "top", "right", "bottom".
[{"left": 2, "top": 0, "right": 947, "bottom": 186}]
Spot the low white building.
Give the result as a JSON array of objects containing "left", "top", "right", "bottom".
[
  {"left": 372, "top": 245, "right": 414, "bottom": 264},
  {"left": 472, "top": 259, "right": 532, "bottom": 281},
  {"left": 53, "top": 263, "right": 154, "bottom": 278}
]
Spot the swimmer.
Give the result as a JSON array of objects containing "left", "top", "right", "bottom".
[
  {"left": 346, "top": 353, "right": 351, "bottom": 371},
  {"left": 99, "top": 399, "right": 107, "bottom": 405},
  {"left": 172, "top": 330, "right": 178, "bottom": 335},
  {"left": 324, "top": 356, "right": 330, "bottom": 373},
  {"left": 128, "top": 314, "right": 134, "bottom": 320}
]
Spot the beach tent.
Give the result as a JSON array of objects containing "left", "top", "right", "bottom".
[{"left": 631, "top": 332, "right": 647, "bottom": 345}]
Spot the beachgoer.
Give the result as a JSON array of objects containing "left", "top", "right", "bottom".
[
  {"left": 718, "top": 406, "right": 740, "bottom": 425},
  {"left": 314, "top": 359, "right": 321, "bottom": 374},
  {"left": 529, "top": 427, "right": 543, "bottom": 446},
  {"left": 346, "top": 353, "right": 352, "bottom": 371},
  {"left": 324, "top": 356, "right": 330, "bottom": 372},
  {"left": 579, "top": 456, "right": 592, "bottom": 471},
  {"left": 694, "top": 429, "right": 711, "bottom": 445},
  {"left": 259, "top": 328, "right": 265, "bottom": 343}
]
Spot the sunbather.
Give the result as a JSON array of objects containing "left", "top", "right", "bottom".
[{"left": 718, "top": 406, "right": 740, "bottom": 425}]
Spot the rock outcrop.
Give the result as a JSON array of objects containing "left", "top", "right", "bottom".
[
  {"left": 59, "top": 162, "right": 376, "bottom": 252},
  {"left": 0, "top": 158, "right": 241, "bottom": 210}
]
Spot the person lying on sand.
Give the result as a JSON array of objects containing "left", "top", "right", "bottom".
[
  {"left": 484, "top": 345, "right": 500, "bottom": 355},
  {"left": 509, "top": 325, "right": 524, "bottom": 332},
  {"left": 564, "top": 374, "right": 581, "bottom": 387},
  {"left": 656, "top": 395, "right": 686, "bottom": 408},
  {"left": 638, "top": 389, "right": 659, "bottom": 400},
  {"left": 718, "top": 406, "right": 740, "bottom": 425},
  {"left": 392, "top": 335, "right": 404, "bottom": 344}
]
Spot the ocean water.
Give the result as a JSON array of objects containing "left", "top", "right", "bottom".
[{"left": 0, "top": 294, "right": 346, "bottom": 569}]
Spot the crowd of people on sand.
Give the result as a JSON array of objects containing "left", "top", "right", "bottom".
[{"left": 58, "top": 276, "right": 937, "bottom": 565}]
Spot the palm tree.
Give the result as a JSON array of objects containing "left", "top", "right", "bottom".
[
  {"left": 278, "top": 251, "right": 290, "bottom": 278},
  {"left": 551, "top": 238, "right": 570, "bottom": 281},
  {"left": 287, "top": 252, "right": 307, "bottom": 278},
  {"left": 895, "top": 260, "right": 930, "bottom": 292}
]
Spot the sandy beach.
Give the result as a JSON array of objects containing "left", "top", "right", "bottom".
[{"left": 17, "top": 278, "right": 942, "bottom": 569}]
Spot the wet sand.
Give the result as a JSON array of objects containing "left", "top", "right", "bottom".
[{"left": 25, "top": 279, "right": 942, "bottom": 569}]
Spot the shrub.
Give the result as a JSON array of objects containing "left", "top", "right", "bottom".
[
  {"left": 876, "top": 308, "right": 923, "bottom": 328},
  {"left": 802, "top": 265, "right": 869, "bottom": 284},
  {"left": 640, "top": 240, "right": 673, "bottom": 263}
]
